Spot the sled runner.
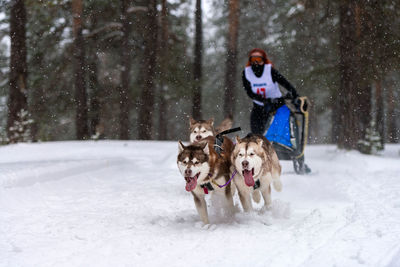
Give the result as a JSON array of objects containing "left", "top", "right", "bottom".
[{"left": 264, "top": 96, "right": 311, "bottom": 174}]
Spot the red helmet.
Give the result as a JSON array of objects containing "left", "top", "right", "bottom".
[{"left": 246, "top": 48, "right": 273, "bottom": 67}]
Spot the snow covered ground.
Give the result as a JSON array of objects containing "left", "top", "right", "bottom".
[{"left": 1, "top": 140, "right": 400, "bottom": 267}]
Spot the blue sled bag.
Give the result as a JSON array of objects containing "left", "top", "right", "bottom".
[{"left": 265, "top": 105, "right": 292, "bottom": 147}]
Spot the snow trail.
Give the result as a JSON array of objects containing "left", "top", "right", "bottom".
[{"left": 1, "top": 141, "right": 400, "bottom": 267}]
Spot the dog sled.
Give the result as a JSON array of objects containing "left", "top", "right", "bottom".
[{"left": 264, "top": 96, "right": 311, "bottom": 174}]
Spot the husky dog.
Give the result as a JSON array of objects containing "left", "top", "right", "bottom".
[
  {"left": 177, "top": 136, "right": 234, "bottom": 224},
  {"left": 189, "top": 117, "right": 233, "bottom": 143},
  {"left": 231, "top": 134, "right": 282, "bottom": 212}
]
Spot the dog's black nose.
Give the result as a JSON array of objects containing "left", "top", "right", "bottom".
[
  {"left": 242, "top": 160, "right": 249, "bottom": 169},
  {"left": 185, "top": 169, "right": 192, "bottom": 177},
  {"left": 196, "top": 135, "right": 202, "bottom": 140}
]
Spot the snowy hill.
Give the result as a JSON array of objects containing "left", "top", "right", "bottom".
[{"left": 1, "top": 141, "right": 400, "bottom": 267}]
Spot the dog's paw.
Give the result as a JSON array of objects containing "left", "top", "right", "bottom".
[
  {"left": 261, "top": 217, "right": 273, "bottom": 226},
  {"left": 273, "top": 179, "right": 283, "bottom": 192},
  {"left": 195, "top": 222, "right": 217, "bottom": 230},
  {"left": 259, "top": 205, "right": 272, "bottom": 214},
  {"left": 208, "top": 224, "right": 217, "bottom": 231}
]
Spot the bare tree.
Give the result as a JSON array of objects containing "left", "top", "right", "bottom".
[
  {"left": 7, "top": 0, "right": 28, "bottom": 143},
  {"left": 223, "top": 0, "right": 239, "bottom": 119},
  {"left": 192, "top": 0, "right": 202, "bottom": 120},
  {"left": 72, "top": 0, "right": 89, "bottom": 139}
]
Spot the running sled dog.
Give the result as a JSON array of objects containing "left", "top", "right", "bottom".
[
  {"left": 231, "top": 134, "right": 282, "bottom": 212},
  {"left": 177, "top": 136, "right": 234, "bottom": 224},
  {"left": 189, "top": 117, "right": 233, "bottom": 143}
]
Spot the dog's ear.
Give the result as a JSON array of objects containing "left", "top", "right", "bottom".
[
  {"left": 235, "top": 136, "right": 241, "bottom": 144},
  {"left": 178, "top": 141, "right": 185, "bottom": 152},
  {"left": 189, "top": 117, "right": 196, "bottom": 127},
  {"left": 202, "top": 142, "right": 210, "bottom": 155},
  {"left": 206, "top": 118, "right": 214, "bottom": 127}
]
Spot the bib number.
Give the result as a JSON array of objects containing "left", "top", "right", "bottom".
[{"left": 256, "top": 87, "right": 266, "bottom": 98}]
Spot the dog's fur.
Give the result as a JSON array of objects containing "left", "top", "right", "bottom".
[
  {"left": 231, "top": 134, "right": 282, "bottom": 212},
  {"left": 177, "top": 136, "right": 234, "bottom": 224},
  {"left": 189, "top": 117, "right": 233, "bottom": 143}
]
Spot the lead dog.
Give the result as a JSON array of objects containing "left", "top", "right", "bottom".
[
  {"left": 177, "top": 136, "right": 234, "bottom": 224},
  {"left": 231, "top": 134, "right": 282, "bottom": 212}
]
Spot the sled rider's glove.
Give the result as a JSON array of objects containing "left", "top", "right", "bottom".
[
  {"left": 264, "top": 97, "right": 285, "bottom": 109},
  {"left": 284, "top": 91, "right": 299, "bottom": 100},
  {"left": 292, "top": 97, "right": 301, "bottom": 109}
]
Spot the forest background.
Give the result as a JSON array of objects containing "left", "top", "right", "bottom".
[{"left": 0, "top": 0, "right": 399, "bottom": 153}]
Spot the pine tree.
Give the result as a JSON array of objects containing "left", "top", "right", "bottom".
[
  {"left": 8, "top": 109, "right": 34, "bottom": 143},
  {"left": 357, "top": 120, "right": 383, "bottom": 155}
]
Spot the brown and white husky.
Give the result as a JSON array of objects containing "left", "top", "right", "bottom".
[
  {"left": 231, "top": 134, "right": 282, "bottom": 212},
  {"left": 189, "top": 117, "right": 233, "bottom": 143},
  {"left": 177, "top": 136, "right": 234, "bottom": 224}
]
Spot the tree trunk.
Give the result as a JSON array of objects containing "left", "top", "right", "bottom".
[
  {"left": 158, "top": 0, "right": 169, "bottom": 140},
  {"left": 119, "top": 0, "right": 132, "bottom": 140},
  {"left": 331, "top": 92, "right": 339, "bottom": 144},
  {"left": 375, "top": 80, "right": 384, "bottom": 148},
  {"left": 88, "top": 60, "right": 100, "bottom": 137},
  {"left": 138, "top": 0, "right": 158, "bottom": 140},
  {"left": 72, "top": 0, "right": 89, "bottom": 140},
  {"left": 192, "top": 0, "right": 202, "bottom": 120},
  {"left": 223, "top": 0, "right": 239, "bottom": 119},
  {"left": 386, "top": 81, "right": 398, "bottom": 143},
  {"left": 337, "top": 0, "right": 360, "bottom": 149},
  {"left": 357, "top": 0, "right": 377, "bottom": 141},
  {"left": 7, "top": 0, "right": 28, "bottom": 143},
  {"left": 30, "top": 53, "right": 45, "bottom": 142}
]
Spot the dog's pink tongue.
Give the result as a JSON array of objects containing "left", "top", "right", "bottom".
[
  {"left": 185, "top": 177, "right": 197, "bottom": 192},
  {"left": 243, "top": 170, "right": 254, "bottom": 187}
]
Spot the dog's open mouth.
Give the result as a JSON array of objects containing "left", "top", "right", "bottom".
[
  {"left": 242, "top": 168, "right": 255, "bottom": 187},
  {"left": 185, "top": 173, "right": 200, "bottom": 192}
]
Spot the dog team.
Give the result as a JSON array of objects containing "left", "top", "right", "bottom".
[{"left": 177, "top": 117, "right": 282, "bottom": 225}]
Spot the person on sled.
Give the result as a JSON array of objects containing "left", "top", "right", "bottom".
[
  {"left": 242, "top": 48, "right": 311, "bottom": 174},
  {"left": 242, "top": 48, "right": 298, "bottom": 134}
]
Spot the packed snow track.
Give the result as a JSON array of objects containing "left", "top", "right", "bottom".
[{"left": 1, "top": 141, "right": 400, "bottom": 267}]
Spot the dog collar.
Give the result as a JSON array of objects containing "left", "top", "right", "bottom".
[
  {"left": 207, "top": 170, "right": 237, "bottom": 189},
  {"left": 200, "top": 182, "right": 214, "bottom": 194},
  {"left": 253, "top": 180, "right": 260, "bottom": 190}
]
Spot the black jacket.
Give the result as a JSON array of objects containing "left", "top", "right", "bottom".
[{"left": 242, "top": 66, "right": 298, "bottom": 104}]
